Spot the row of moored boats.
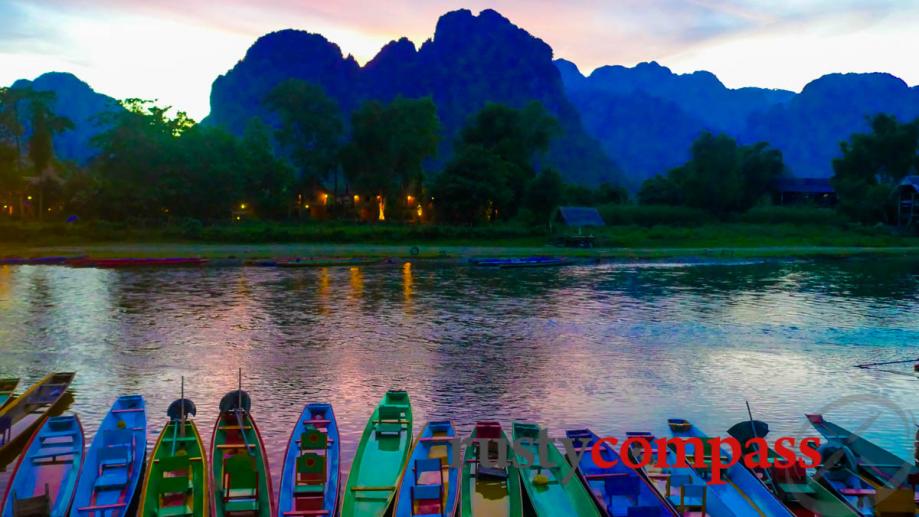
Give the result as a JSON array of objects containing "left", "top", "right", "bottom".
[{"left": 1, "top": 374, "right": 917, "bottom": 516}]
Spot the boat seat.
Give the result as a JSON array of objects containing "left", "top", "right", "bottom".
[
  {"left": 217, "top": 443, "right": 256, "bottom": 449},
  {"left": 300, "top": 427, "right": 328, "bottom": 451},
  {"left": 627, "top": 506, "right": 665, "bottom": 517},
  {"left": 840, "top": 487, "right": 875, "bottom": 496},
  {"left": 778, "top": 483, "right": 815, "bottom": 495},
  {"left": 375, "top": 405, "right": 406, "bottom": 436},
  {"left": 95, "top": 468, "right": 129, "bottom": 489},
  {"left": 156, "top": 504, "right": 193, "bottom": 517},
  {"left": 412, "top": 458, "right": 444, "bottom": 512},
  {"left": 223, "top": 453, "right": 260, "bottom": 513},
  {"left": 31, "top": 448, "right": 79, "bottom": 460},
  {"left": 604, "top": 473, "right": 641, "bottom": 502},
  {"left": 29, "top": 385, "right": 65, "bottom": 405},
  {"left": 296, "top": 452, "right": 326, "bottom": 493}
]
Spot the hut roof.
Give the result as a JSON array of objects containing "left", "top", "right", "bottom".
[
  {"left": 897, "top": 175, "right": 919, "bottom": 193},
  {"left": 774, "top": 177, "right": 834, "bottom": 194},
  {"left": 555, "top": 206, "right": 605, "bottom": 227}
]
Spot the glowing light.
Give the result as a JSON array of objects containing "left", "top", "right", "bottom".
[
  {"left": 304, "top": 204, "right": 310, "bottom": 209},
  {"left": 378, "top": 198, "right": 385, "bottom": 221},
  {"left": 27, "top": 196, "right": 32, "bottom": 200},
  {"left": 353, "top": 194, "right": 360, "bottom": 203},
  {"left": 239, "top": 203, "right": 247, "bottom": 210},
  {"left": 320, "top": 193, "right": 329, "bottom": 205},
  {"left": 416, "top": 205, "right": 423, "bottom": 217},
  {"left": 235, "top": 216, "right": 241, "bottom": 221},
  {"left": 406, "top": 195, "right": 414, "bottom": 204}
]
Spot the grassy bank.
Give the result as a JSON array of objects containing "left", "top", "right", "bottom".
[{"left": 3, "top": 209, "right": 919, "bottom": 261}]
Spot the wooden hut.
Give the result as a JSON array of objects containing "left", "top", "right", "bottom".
[
  {"left": 895, "top": 175, "right": 919, "bottom": 227},
  {"left": 550, "top": 206, "right": 605, "bottom": 248}
]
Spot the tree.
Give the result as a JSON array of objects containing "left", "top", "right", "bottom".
[
  {"left": 26, "top": 89, "right": 74, "bottom": 218},
  {"left": 637, "top": 132, "right": 784, "bottom": 217},
  {"left": 239, "top": 119, "right": 295, "bottom": 219},
  {"left": 342, "top": 97, "right": 440, "bottom": 220},
  {"left": 91, "top": 99, "right": 195, "bottom": 219},
  {"left": 456, "top": 102, "right": 559, "bottom": 213},
  {"left": 431, "top": 145, "right": 514, "bottom": 224},
  {"left": 832, "top": 114, "right": 919, "bottom": 223},
  {"left": 264, "top": 80, "right": 343, "bottom": 199},
  {"left": 522, "top": 168, "right": 563, "bottom": 225}
]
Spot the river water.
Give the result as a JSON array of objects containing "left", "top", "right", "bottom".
[{"left": 2, "top": 257, "right": 919, "bottom": 492}]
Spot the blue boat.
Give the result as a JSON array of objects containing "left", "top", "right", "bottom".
[
  {"left": 1, "top": 415, "right": 85, "bottom": 517},
  {"left": 393, "top": 421, "right": 460, "bottom": 517},
  {"left": 277, "top": 403, "right": 341, "bottom": 517},
  {"left": 469, "top": 257, "right": 568, "bottom": 268},
  {"left": 668, "top": 418, "right": 793, "bottom": 516},
  {"left": 565, "top": 429, "right": 677, "bottom": 516},
  {"left": 70, "top": 396, "right": 147, "bottom": 517},
  {"left": 624, "top": 431, "right": 731, "bottom": 515}
]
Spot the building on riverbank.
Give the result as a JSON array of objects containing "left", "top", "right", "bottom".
[
  {"left": 773, "top": 178, "right": 836, "bottom": 206},
  {"left": 895, "top": 176, "right": 919, "bottom": 227}
]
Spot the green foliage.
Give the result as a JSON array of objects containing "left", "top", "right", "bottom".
[
  {"left": 597, "top": 204, "right": 713, "bottom": 226},
  {"left": 87, "top": 100, "right": 290, "bottom": 221},
  {"left": 264, "top": 80, "right": 343, "bottom": 191},
  {"left": 638, "top": 132, "right": 785, "bottom": 217},
  {"left": 738, "top": 206, "right": 848, "bottom": 226},
  {"left": 342, "top": 97, "right": 440, "bottom": 204},
  {"left": 434, "top": 102, "right": 559, "bottom": 223},
  {"left": 432, "top": 145, "right": 514, "bottom": 224},
  {"left": 832, "top": 114, "right": 919, "bottom": 223},
  {"left": 522, "top": 168, "right": 563, "bottom": 225}
]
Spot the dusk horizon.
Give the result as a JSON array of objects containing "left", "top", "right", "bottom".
[{"left": 3, "top": 2, "right": 919, "bottom": 119}]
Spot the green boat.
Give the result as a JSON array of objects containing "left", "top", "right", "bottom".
[
  {"left": 511, "top": 422, "right": 601, "bottom": 517},
  {"left": 209, "top": 390, "right": 274, "bottom": 517},
  {"left": 341, "top": 390, "right": 413, "bottom": 517},
  {"left": 138, "top": 399, "right": 210, "bottom": 517},
  {"left": 728, "top": 419, "right": 860, "bottom": 517},
  {"left": 0, "top": 378, "right": 18, "bottom": 408},
  {"left": 460, "top": 421, "right": 523, "bottom": 517}
]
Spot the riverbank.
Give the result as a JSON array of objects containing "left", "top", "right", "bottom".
[{"left": 3, "top": 219, "right": 919, "bottom": 262}]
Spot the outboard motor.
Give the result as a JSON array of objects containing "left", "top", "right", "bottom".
[
  {"left": 818, "top": 440, "right": 858, "bottom": 481},
  {"left": 219, "top": 389, "right": 251, "bottom": 412},
  {"left": 167, "top": 398, "right": 196, "bottom": 421}
]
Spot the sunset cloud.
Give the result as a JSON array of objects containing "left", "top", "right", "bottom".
[{"left": 1, "top": 0, "right": 916, "bottom": 119}]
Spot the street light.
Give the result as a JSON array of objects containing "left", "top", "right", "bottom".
[{"left": 240, "top": 203, "right": 247, "bottom": 210}]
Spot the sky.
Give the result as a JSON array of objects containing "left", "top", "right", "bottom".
[{"left": 1, "top": 0, "right": 917, "bottom": 120}]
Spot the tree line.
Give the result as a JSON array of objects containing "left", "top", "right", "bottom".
[{"left": 3, "top": 79, "right": 918, "bottom": 227}]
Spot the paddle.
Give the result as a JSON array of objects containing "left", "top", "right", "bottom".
[{"left": 746, "top": 400, "right": 775, "bottom": 488}]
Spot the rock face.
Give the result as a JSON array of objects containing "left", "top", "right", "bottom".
[
  {"left": 206, "top": 9, "right": 620, "bottom": 186},
  {"left": 558, "top": 59, "right": 919, "bottom": 184},
  {"left": 11, "top": 72, "right": 120, "bottom": 164}
]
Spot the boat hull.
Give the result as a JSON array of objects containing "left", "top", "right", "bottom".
[
  {"left": 460, "top": 422, "right": 523, "bottom": 517},
  {"left": 70, "top": 395, "right": 147, "bottom": 517},
  {"left": 137, "top": 419, "right": 210, "bottom": 517},
  {"left": 340, "top": 390, "right": 413, "bottom": 517},
  {"left": 394, "top": 421, "right": 459, "bottom": 517},
  {"left": 0, "top": 372, "right": 76, "bottom": 462},
  {"left": 209, "top": 410, "right": 275, "bottom": 517},
  {"left": 1, "top": 415, "right": 85, "bottom": 517},
  {"left": 277, "top": 403, "right": 340, "bottom": 517}
]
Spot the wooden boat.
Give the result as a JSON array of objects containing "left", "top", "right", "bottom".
[
  {"left": 1, "top": 414, "right": 85, "bottom": 517},
  {"left": 70, "top": 395, "right": 147, "bottom": 517},
  {"left": 137, "top": 398, "right": 209, "bottom": 517},
  {"left": 511, "top": 422, "right": 600, "bottom": 516},
  {"left": 668, "top": 418, "right": 793, "bottom": 516},
  {"left": 341, "top": 390, "right": 413, "bottom": 517},
  {"left": 277, "top": 403, "right": 340, "bottom": 517},
  {"left": 393, "top": 420, "right": 460, "bottom": 517},
  {"left": 806, "top": 414, "right": 916, "bottom": 515},
  {"left": 460, "top": 421, "right": 523, "bottom": 517},
  {"left": 209, "top": 390, "right": 274, "bottom": 517},
  {"left": 275, "top": 257, "right": 380, "bottom": 268},
  {"left": 624, "top": 431, "right": 723, "bottom": 515},
  {"left": 0, "top": 372, "right": 76, "bottom": 458},
  {"left": 67, "top": 257, "right": 207, "bottom": 268},
  {"left": 565, "top": 429, "right": 677, "bottom": 516},
  {"left": 727, "top": 420, "right": 859, "bottom": 517},
  {"left": 469, "top": 257, "right": 568, "bottom": 268},
  {"left": 0, "top": 378, "right": 18, "bottom": 409}
]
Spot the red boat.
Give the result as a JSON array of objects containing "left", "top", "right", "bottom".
[{"left": 67, "top": 257, "right": 207, "bottom": 268}]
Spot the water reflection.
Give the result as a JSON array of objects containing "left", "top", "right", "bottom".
[{"left": 1, "top": 258, "right": 919, "bottom": 492}]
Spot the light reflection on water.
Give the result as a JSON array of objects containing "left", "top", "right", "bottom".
[{"left": 2, "top": 258, "right": 919, "bottom": 493}]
